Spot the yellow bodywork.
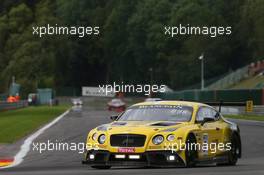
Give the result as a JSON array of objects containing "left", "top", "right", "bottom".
[{"left": 86, "top": 101, "right": 233, "bottom": 165}]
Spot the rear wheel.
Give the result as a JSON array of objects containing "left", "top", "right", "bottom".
[
  {"left": 218, "top": 134, "right": 239, "bottom": 166},
  {"left": 227, "top": 134, "right": 239, "bottom": 165},
  {"left": 91, "top": 166, "right": 111, "bottom": 169},
  {"left": 185, "top": 134, "right": 197, "bottom": 167}
]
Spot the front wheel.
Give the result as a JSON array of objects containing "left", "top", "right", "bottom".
[
  {"left": 227, "top": 134, "right": 240, "bottom": 165},
  {"left": 185, "top": 134, "right": 198, "bottom": 167},
  {"left": 218, "top": 134, "right": 240, "bottom": 166}
]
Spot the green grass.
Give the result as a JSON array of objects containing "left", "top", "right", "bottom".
[
  {"left": 225, "top": 115, "right": 264, "bottom": 121},
  {"left": 0, "top": 105, "right": 70, "bottom": 143}
]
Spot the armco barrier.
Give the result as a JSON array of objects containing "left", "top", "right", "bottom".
[
  {"left": 157, "top": 89, "right": 264, "bottom": 105},
  {"left": 0, "top": 100, "right": 28, "bottom": 111}
]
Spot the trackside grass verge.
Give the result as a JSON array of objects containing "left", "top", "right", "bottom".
[
  {"left": 0, "top": 105, "right": 70, "bottom": 143},
  {"left": 225, "top": 115, "right": 264, "bottom": 121}
]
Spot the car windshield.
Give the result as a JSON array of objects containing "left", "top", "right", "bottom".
[{"left": 118, "top": 105, "right": 193, "bottom": 122}]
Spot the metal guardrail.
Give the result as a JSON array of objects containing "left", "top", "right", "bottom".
[
  {"left": 247, "top": 106, "right": 264, "bottom": 115},
  {"left": 0, "top": 100, "right": 28, "bottom": 111}
]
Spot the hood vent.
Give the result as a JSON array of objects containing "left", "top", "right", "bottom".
[
  {"left": 111, "top": 122, "right": 127, "bottom": 126},
  {"left": 150, "top": 122, "right": 179, "bottom": 126}
]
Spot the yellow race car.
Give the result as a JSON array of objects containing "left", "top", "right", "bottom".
[{"left": 83, "top": 101, "right": 241, "bottom": 169}]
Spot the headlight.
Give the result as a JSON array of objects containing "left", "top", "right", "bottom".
[
  {"left": 98, "top": 134, "right": 106, "bottom": 144},
  {"left": 167, "top": 134, "right": 175, "bottom": 141},
  {"left": 92, "top": 133, "right": 97, "bottom": 141},
  {"left": 152, "top": 135, "right": 164, "bottom": 145}
]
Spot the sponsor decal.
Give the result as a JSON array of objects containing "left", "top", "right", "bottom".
[{"left": 118, "top": 148, "right": 135, "bottom": 153}]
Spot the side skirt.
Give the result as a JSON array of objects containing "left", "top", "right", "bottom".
[{"left": 195, "top": 155, "right": 229, "bottom": 165}]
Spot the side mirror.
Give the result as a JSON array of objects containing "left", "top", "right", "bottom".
[
  {"left": 110, "top": 115, "right": 119, "bottom": 121},
  {"left": 215, "top": 112, "right": 220, "bottom": 119},
  {"left": 201, "top": 117, "right": 215, "bottom": 126}
]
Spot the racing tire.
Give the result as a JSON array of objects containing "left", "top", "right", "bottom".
[
  {"left": 91, "top": 166, "right": 111, "bottom": 169},
  {"left": 185, "top": 134, "right": 198, "bottom": 167},
  {"left": 217, "top": 134, "right": 239, "bottom": 166}
]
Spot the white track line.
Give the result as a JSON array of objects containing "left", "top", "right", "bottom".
[{"left": 0, "top": 109, "right": 70, "bottom": 169}]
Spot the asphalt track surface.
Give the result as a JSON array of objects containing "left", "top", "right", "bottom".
[{"left": 1, "top": 105, "right": 264, "bottom": 175}]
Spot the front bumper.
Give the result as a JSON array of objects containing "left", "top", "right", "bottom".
[{"left": 82, "top": 150, "right": 185, "bottom": 167}]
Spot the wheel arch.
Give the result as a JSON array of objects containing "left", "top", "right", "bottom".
[{"left": 232, "top": 131, "right": 242, "bottom": 158}]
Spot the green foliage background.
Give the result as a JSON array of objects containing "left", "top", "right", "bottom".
[{"left": 0, "top": 0, "right": 263, "bottom": 95}]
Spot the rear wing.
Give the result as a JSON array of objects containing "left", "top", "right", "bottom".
[{"left": 204, "top": 101, "right": 252, "bottom": 113}]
